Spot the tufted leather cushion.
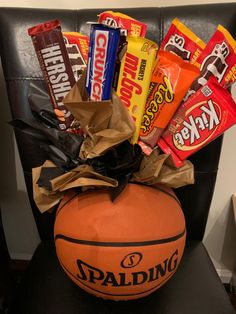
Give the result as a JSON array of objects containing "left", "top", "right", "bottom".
[{"left": 11, "top": 240, "right": 235, "bottom": 314}]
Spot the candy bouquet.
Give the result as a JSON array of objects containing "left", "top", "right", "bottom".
[{"left": 11, "top": 11, "right": 236, "bottom": 213}]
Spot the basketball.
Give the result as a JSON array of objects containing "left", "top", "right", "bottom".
[{"left": 54, "top": 183, "right": 186, "bottom": 300}]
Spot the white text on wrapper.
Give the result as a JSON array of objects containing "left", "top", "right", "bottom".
[
  {"left": 90, "top": 30, "right": 108, "bottom": 101},
  {"left": 40, "top": 44, "right": 73, "bottom": 128}
]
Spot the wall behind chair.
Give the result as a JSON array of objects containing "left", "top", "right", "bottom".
[
  {"left": 0, "top": 0, "right": 236, "bottom": 282},
  {"left": 0, "top": 0, "right": 236, "bottom": 9}
]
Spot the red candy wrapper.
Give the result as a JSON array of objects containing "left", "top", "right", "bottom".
[
  {"left": 158, "top": 76, "right": 236, "bottom": 167},
  {"left": 63, "top": 32, "right": 89, "bottom": 81},
  {"left": 197, "top": 25, "right": 236, "bottom": 87},
  {"left": 98, "top": 11, "right": 147, "bottom": 37},
  {"left": 28, "top": 20, "right": 76, "bottom": 130},
  {"left": 185, "top": 25, "right": 236, "bottom": 100},
  {"left": 160, "top": 18, "right": 205, "bottom": 66}
]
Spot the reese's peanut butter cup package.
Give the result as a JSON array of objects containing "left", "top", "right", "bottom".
[
  {"left": 116, "top": 36, "right": 158, "bottom": 143},
  {"left": 185, "top": 25, "right": 236, "bottom": 99},
  {"left": 63, "top": 32, "right": 89, "bottom": 81},
  {"left": 98, "top": 11, "right": 147, "bottom": 37},
  {"left": 139, "top": 50, "right": 200, "bottom": 147},
  {"left": 160, "top": 18, "right": 205, "bottom": 66},
  {"left": 158, "top": 76, "right": 236, "bottom": 167}
]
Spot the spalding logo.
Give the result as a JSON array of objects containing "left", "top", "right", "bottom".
[
  {"left": 121, "top": 252, "right": 143, "bottom": 268},
  {"left": 173, "top": 98, "right": 221, "bottom": 151},
  {"left": 76, "top": 250, "right": 178, "bottom": 288}
]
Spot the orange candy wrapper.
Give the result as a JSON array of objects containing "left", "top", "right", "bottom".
[
  {"left": 160, "top": 18, "right": 205, "bottom": 66},
  {"left": 139, "top": 50, "right": 200, "bottom": 147}
]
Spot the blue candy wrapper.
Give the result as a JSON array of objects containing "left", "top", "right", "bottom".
[{"left": 86, "top": 23, "right": 120, "bottom": 101}]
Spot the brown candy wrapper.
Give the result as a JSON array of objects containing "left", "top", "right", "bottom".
[
  {"left": 63, "top": 72, "right": 135, "bottom": 159},
  {"left": 131, "top": 148, "right": 194, "bottom": 188},
  {"left": 33, "top": 160, "right": 118, "bottom": 213}
]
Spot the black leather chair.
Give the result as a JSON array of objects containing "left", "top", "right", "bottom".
[
  {"left": 0, "top": 209, "right": 14, "bottom": 314},
  {"left": 0, "top": 4, "right": 235, "bottom": 314}
]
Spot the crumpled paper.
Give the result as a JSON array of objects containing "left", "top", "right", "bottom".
[
  {"left": 33, "top": 160, "right": 118, "bottom": 213},
  {"left": 63, "top": 73, "right": 135, "bottom": 159},
  {"left": 132, "top": 148, "right": 194, "bottom": 188},
  {"left": 26, "top": 73, "right": 194, "bottom": 213}
]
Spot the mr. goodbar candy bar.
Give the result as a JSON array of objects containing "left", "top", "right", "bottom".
[{"left": 116, "top": 36, "right": 158, "bottom": 144}]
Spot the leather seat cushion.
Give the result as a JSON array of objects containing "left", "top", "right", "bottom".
[{"left": 13, "top": 240, "right": 235, "bottom": 314}]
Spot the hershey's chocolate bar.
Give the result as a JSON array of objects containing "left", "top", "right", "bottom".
[{"left": 28, "top": 20, "right": 76, "bottom": 130}]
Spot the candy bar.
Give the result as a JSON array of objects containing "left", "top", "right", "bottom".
[
  {"left": 185, "top": 24, "right": 236, "bottom": 99},
  {"left": 63, "top": 32, "right": 89, "bottom": 81},
  {"left": 158, "top": 76, "right": 236, "bottom": 167},
  {"left": 28, "top": 20, "right": 76, "bottom": 130},
  {"left": 160, "top": 18, "right": 205, "bottom": 65},
  {"left": 85, "top": 24, "right": 120, "bottom": 101},
  {"left": 98, "top": 11, "right": 147, "bottom": 37},
  {"left": 116, "top": 36, "right": 158, "bottom": 143},
  {"left": 198, "top": 25, "right": 236, "bottom": 87},
  {"left": 139, "top": 50, "right": 200, "bottom": 147}
]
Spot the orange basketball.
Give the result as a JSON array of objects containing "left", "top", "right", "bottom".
[{"left": 54, "top": 183, "right": 186, "bottom": 300}]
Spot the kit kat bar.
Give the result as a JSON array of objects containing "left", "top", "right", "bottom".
[{"left": 158, "top": 76, "right": 236, "bottom": 167}]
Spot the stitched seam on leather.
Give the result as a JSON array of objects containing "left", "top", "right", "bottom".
[
  {"left": 23, "top": 169, "right": 218, "bottom": 175},
  {"left": 75, "top": 10, "right": 78, "bottom": 32},
  {"left": 194, "top": 170, "right": 218, "bottom": 174},
  {"left": 5, "top": 77, "right": 44, "bottom": 81},
  {"left": 24, "top": 171, "right": 33, "bottom": 176},
  {"left": 160, "top": 8, "right": 163, "bottom": 43}
]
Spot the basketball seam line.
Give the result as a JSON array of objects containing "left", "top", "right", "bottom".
[{"left": 54, "top": 229, "right": 186, "bottom": 247}]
